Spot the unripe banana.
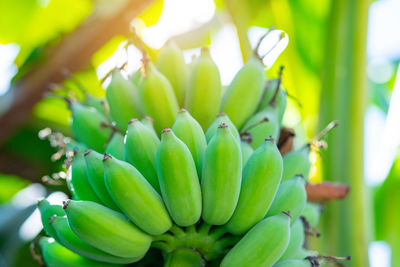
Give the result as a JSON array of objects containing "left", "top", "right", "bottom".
[
  {"left": 164, "top": 248, "right": 204, "bottom": 267},
  {"left": 139, "top": 62, "right": 179, "bottom": 134},
  {"left": 66, "top": 151, "right": 102, "bottom": 203},
  {"left": 156, "top": 42, "right": 188, "bottom": 106},
  {"left": 221, "top": 56, "right": 266, "bottom": 129},
  {"left": 257, "top": 78, "right": 287, "bottom": 123},
  {"left": 49, "top": 216, "right": 139, "bottom": 264},
  {"left": 292, "top": 248, "right": 318, "bottom": 260},
  {"left": 39, "top": 237, "right": 117, "bottom": 267},
  {"left": 106, "top": 71, "right": 142, "bottom": 131},
  {"left": 84, "top": 94, "right": 108, "bottom": 116},
  {"left": 64, "top": 200, "right": 152, "bottom": 259},
  {"left": 156, "top": 128, "right": 202, "bottom": 226},
  {"left": 266, "top": 176, "right": 307, "bottom": 224},
  {"left": 103, "top": 154, "right": 172, "bottom": 235},
  {"left": 278, "top": 219, "right": 305, "bottom": 262},
  {"left": 172, "top": 109, "right": 207, "bottom": 177},
  {"left": 240, "top": 140, "right": 254, "bottom": 166},
  {"left": 202, "top": 123, "right": 242, "bottom": 225},
  {"left": 104, "top": 132, "right": 124, "bottom": 160},
  {"left": 185, "top": 48, "right": 222, "bottom": 130},
  {"left": 226, "top": 138, "right": 283, "bottom": 235},
  {"left": 301, "top": 202, "right": 321, "bottom": 228},
  {"left": 69, "top": 101, "right": 112, "bottom": 152},
  {"left": 130, "top": 68, "right": 142, "bottom": 86},
  {"left": 282, "top": 145, "right": 311, "bottom": 182},
  {"left": 124, "top": 119, "right": 161, "bottom": 193},
  {"left": 84, "top": 150, "right": 120, "bottom": 211},
  {"left": 221, "top": 213, "right": 291, "bottom": 267},
  {"left": 37, "top": 199, "right": 65, "bottom": 238},
  {"left": 273, "top": 259, "right": 312, "bottom": 267},
  {"left": 241, "top": 106, "right": 280, "bottom": 149},
  {"left": 141, "top": 116, "right": 158, "bottom": 137},
  {"left": 205, "top": 113, "right": 240, "bottom": 142}
]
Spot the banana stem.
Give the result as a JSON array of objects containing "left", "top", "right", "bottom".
[
  {"left": 186, "top": 225, "right": 197, "bottom": 234},
  {"left": 169, "top": 225, "right": 185, "bottom": 238},
  {"left": 198, "top": 222, "right": 212, "bottom": 235},
  {"left": 164, "top": 248, "right": 205, "bottom": 267},
  {"left": 209, "top": 226, "right": 228, "bottom": 241}
]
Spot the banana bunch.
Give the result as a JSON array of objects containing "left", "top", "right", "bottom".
[{"left": 36, "top": 42, "right": 329, "bottom": 267}]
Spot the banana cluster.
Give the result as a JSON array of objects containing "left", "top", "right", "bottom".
[{"left": 37, "top": 42, "right": 321, "bottom": 267}]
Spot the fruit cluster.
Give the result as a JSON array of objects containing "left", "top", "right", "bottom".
[{"left": 36, "top": 42, "right": 323, "bottom": 267}]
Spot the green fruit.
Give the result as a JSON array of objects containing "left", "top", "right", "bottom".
[
  {"left": 221, "top": 213, "right": 291, "bottom": 267},
  {"left": 282, "top": 146, "right": 311, "bottom": 182},
  {"left": 37, "top": 199, "right": 65, "bottom": 239},
  {"left": 241, "top": 106, "right": 280, "bottom": 149},
  {"left": 205, "top": 113, "right": 240, "bottom": 143},
  {"left": 292, "top": 248, "right": 317, "bottom": 260},
  {"left": 185, "top": 48, "right": 222, "bottom": 130},
  {"left": 301, "top": 202, "right": 321, "bottom": 228},
  {"left": 84, "top": 94, "right": 108, "bottom": 116},
  {"left": 84, "top": 150, "right": 120, "bottom": 211},
  {"left": 266, "top": 176, "right": 307, "bottom": 224},
  {"left": 156, "top": 129, "right": 202, "bottom": 226},
  {"left": 172, "top": 109, "right": 207, "bottom": 177},
  {"left": 50, "top": 216, "right": 139, "bottom": 264},
  {"left": 124, "top": 119, "right": 161, "bottom": 193},
  {"left": 221, "top": 56, "right": 266, "bottom": 129},
  {"left": 104, "top": 155, "right": 172, "bottom": 235},
  {"left": 226, "top": 138, "right": 283, "bottom": 235},
  {"left": 240, "top": 141, "right": 254, "bottom": 166},
  {"left": 164, "top": 248, "right": 204, "bottom": 267},
  {"left": 64, "top": 200, "right": 152, "bottom": 259},
  {"left": 66, "top": 151, "right": 102, "bottom": 203},
  {"left": 273, "top": 259, "right": 312, "bottom": 267},
  {"left": 156, "top": 42, "right": 188, "bottom": 107},
  {"left": 202, "top": 123, "right": 242, "bottom": 225},
  {"left": 139, "top": 62, "right": 179, "bottom": 134},
  {"left": 39, "top": 237, "right": 117, "bottom": 267},
  {"left": 278, "top": 219, "right": 305, "bottom": 262},
  {"left": 105, "top": 132, "right": 125, "bottom": 160},
  {"left": 141, "top": 116, "right": 158, "bottom": 137},
  {"left": 257, "top": 78, "right": 287, "bottom": 123},
  {"left": 70, "top": 101, "right": 112, "bottom": 152},
  {"left": 106, "top": 71, "right": 142, "bottom": 131}
]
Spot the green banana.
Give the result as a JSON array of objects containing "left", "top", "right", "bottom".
[
  {"left": 49, "top": 216, "right": 139, "bottom": 264},
  {"left": 221, "top": 55, "right": 266, "bottom": 129},
  {"left": 124, "top": 119, "right": 161, "bottom": 193},
  {"left": 69, "top": 101, "right": 112, "bottom": 152},
  {"left": 172, "top": 109, "right": 207, "bottom": 177},
  {"left": 301, "top": 202, "right": 321, "bottom": 228},
  {"left": 205, "top": 113, "right": 240, "bottom": 142},
  {"left": 240, "top": 140, "right": 254, "bottom": 166},
  {"left": 105, "top": 132, "right": 125, "bottom": 160},
  {"left": 37, "top": 199, "right": 65, "bottom": 238},
  {"left": 241, "top": 105, "right": 280, "bottom": 149},
  {"left": 156, "top": 128, "right": 202, "bottom": 226},
  {"left": 84, "top": 150, "right": 120, "bottom": 211},
  {"left": 156, "top": 42, "right": 188, "bottom": 107},
  {"left": 130, "top": 68, "right": 142, "bottom": 86},
  {"left": 164, "top": 248, "right": 204, "bottom": 267},
  {"left": 266, "top": 176, "right": 307, "bottom": 224},
  {"left": 274, "top": 259, "right": 312, "bottom": 267},
  {"left": 66, "top": 151, "right": 102, "bottom": 203},
  {"left": 221, "top": 212, "right": 291, "bottom": 267},
  {"left": 106, "top": 71, "right": 142, "bottom": 131},
  {"left": 141, "top": 116, "right": 158, "bottom": 136},
  {"left": 282, "top": 145, "right": 311, "bottom": 182},
  {"left": 278, "top": 219, "right": 305, "bottom": 262},
  {"left": 139, "top": 62, "right": 179, "bottom": 134},
  {"left": 258, "top": 78, "right": 287, "bottom": 123},
  {"left": 293, "top": 248, "right": 318, "bottom": 260},
  {"left": 103, "top": 154, "right": 172, "bottom": 235},
  {"left": 84, "top": 93, "right": 108, "bottom": 116},
  {"left": 39, "top": 237, "right": 117, "bottom": 267},
  {"left": 64, "top": 200, "right": 152, "bottom": 259},
  {"left": 226, "top": 138, "right": 283, "bottom": 235},
  {"left": 201, "top": 123, "right": 242, "bottom": 225},
  {"left": 185, "top": 48, "right": 222, "bottom": 130}
]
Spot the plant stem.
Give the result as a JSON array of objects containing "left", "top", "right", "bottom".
[
  {"left": 164, "top": 248, "right": 205, "bottom": 267},
  {"left": 318, "top": 0, "right": 371, "bottom": 266}
]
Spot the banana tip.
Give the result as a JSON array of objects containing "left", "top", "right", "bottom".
[
  {"left": 103, "top": 154, "right": 112, "bottom": 162},
  {"left": 282, "top": 211, "right": 292, "bottom": 219},
  {"left": 218, "top": 122, "right": 228, "bottom": 128},
  {"left": 128, "top": 118, "right": 139, "bottom": 124},
  {"left": 63, "top": 200, "right": 71, "bottom": 210},
  {"left": 143, "top": 116, "right": 154, "bottom": 123},
  {"left": 48, "top": 215, "right": 56, "bottom": 224},
  {"left": 84, "top": 149, "right": 93, "bottom": 156},
  {"left": 265, "top": 136, "right": 274, "bottom": 142},
  {"left": 178, "top": 108, "right": 187, "bottom": 113},
  {"left": 217, "top": 112, "right": 227, "bottom": 117},
  {"left": 162, "top": 128, "right": 172, "bottom": 134}
]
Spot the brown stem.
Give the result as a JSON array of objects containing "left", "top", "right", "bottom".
[
  {"left": 306, "top": 182, "right": 350, "bottom": 202},
  {"left": 277, "top": 127, "right": 295, "bottom": 155}
]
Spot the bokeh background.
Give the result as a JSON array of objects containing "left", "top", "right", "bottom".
[{"left": 0, "top": 0, "right": 399, "bottom": 266}]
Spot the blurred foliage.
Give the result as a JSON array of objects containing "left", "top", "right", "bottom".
[{"left": 0, "top": 175, "right": 29, "bottom": 204}]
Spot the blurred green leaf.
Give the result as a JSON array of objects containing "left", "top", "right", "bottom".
[{"left": 0, "top": 174, "right": 29, "bottom": 203}]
